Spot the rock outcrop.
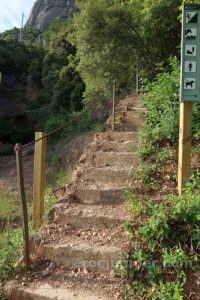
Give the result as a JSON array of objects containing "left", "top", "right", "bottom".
[{"left": 26, "top": 0, "right": 77, "bottom": 32}]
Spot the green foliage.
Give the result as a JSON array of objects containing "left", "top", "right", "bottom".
[
  {"left": 0, "top": 27, "right": 41, "bottom": 43},
  {"left": 121, "top": 182, "right": 200, "bottom": 299},
  {"left": 141, "top": 0, "right": 181, "bottom": 76},
  {"left": 0, "top": 117, "right": 34, "bottom": 144},
  {"left": 0, "top": 18, "right": 86, "bottom": 143},
  {"left": 69, "top": 0, "right": 142, "bottom": 98},
  {"left": 31, "top": 18, "right": 86, "bottom": 134},
  {"left": 0, "top": 38, "right": 44, "bottom": 75},
  {"left": 44, "top": 169, "right": 72, "bottom": 215},
  {"left": 0, "top": 188, "right": 19, "bottom": 221},
  {"left": 69, "top": 0, "right": 182, "bottom": 98},
  {"left": 0, "top": 229, "right": 23, "bottom": 281},
  {"left": 141, "top": 57, "right": 180, "bottom": 158},
  {"left": 140, "top": 56, "right": 200, "bottom": 158}
]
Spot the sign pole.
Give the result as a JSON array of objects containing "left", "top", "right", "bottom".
[
  {"left": 112, "top": 80, "right": 116, "bottom": 131},
  {"left": 178, "top": 102, "right": 192, "bottom": 195},
  {"left": 136, "top": 66, "right": 139, "bottom": 95},
  {"left": 178, "top": 3, "right": 200, "bottom": 194}
]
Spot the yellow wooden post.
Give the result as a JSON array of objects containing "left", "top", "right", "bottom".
[
  {"left": 112, "top": 80, "right": 116, "bottom": 131},
  {"left": 178, "top": 102, "right": 192, "bottom": 195},
  {"left": 33, "top": 132, "right": 47, "bottom": 230}
]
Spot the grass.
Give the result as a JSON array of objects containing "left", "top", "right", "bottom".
[
  {"left": 44, "top": 168, "right": 72, "bottom": 214},
  {"left": 0, "top": 149, "right": 73, "bottom": 298},
  {"left": 0, "top": 227, "right": 23, "bottom": 299},
  {"left": 0, "top": 188, "right": 20, "bottom": 224},
  {"left": 119, "top": 143, "right": 200, "bottom": 300}
]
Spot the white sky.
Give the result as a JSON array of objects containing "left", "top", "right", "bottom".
[{"left": 0, "top": 0, "right": 35, "bottom": 32}]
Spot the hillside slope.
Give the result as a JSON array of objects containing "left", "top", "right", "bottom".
[{"left": 6, "top": 95, "right": 143, "bottom": 299}]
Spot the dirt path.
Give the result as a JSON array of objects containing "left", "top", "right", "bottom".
[{"left": 6, "top": 95, "right": 143, "bottom": 300}]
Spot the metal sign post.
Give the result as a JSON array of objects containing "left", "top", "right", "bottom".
[
  {"left": 136, "top": 67, "right": 139, "bottom": 95},
  {"left": 178, "top": 4, "right": 200, "bottom": 195},
  {"left": 112, "top": 80, "right": 116, "bottom": 131}
]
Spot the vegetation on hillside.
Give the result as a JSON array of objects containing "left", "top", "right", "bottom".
[
  {"left": 68, "top": 0, "right": 181, "bottom": 99},
  {"left": 0, "top": 21, "right": 85, "bottom": 144},
  {"left": 0, "top": 0, "right": 183, "bottom": 143},
  {"left": 121, "top": 184, "right": 200, "bottom": 299},
  {"left": 1, "top": 0, "right": 200, "bottom": 299},
  {"left": 119, "top": 25, "right": 200, "bottom": 299}
]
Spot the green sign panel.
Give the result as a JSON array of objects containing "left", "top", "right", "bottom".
[{"left": 180, "top": 4, "right": 200, "bottom": 101}]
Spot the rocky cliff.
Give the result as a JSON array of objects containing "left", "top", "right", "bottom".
[{"left": 26, "top": 0, "right": 77, "bottom": 32}]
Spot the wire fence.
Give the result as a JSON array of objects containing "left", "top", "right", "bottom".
[
  {"left": 15, "top": 81, "right": 118, "bottom": 267},
  {"left": 24, "top": 105, "right": 50, "bottom": 114},
  {"left": 22, "top": 84, "right": 113, "bottom": 150}
]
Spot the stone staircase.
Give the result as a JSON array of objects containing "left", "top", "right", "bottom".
[{"left": 6, "top": 95, "right": 143, "bottom": 300}]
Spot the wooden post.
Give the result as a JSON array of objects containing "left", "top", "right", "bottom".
[
  {"left": 112, "top": 80, "right": 116, "bottom": 131},
  {"left": 178, "top": 102, "right": 192, "bottom": 195},
  {"left": 33, "top": 132, "right": 47, "bottom": 230},
  {"left": 15, "top": 143, "right": 30, "bottom": 268},
  {"left": 136, "top": 67, "right": 139, "bottom": 95}
]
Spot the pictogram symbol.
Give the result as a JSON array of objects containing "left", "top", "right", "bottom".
[
  {"left": 184, "top": 78, "right": 196, "bottom": 89},
  {"left": 185, "top": 45, "right": 196, "bottom": 56},
  {"left": 185, "top": 28, "right": 197, "bottom": 40},
  {"left": 185, "top": 11, "right": 198, "bottom": 23},
  {"left": 185, "top": 61, "right": 196, "bottom": 72}
]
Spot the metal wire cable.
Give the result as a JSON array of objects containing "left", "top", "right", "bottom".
[
  {"left": 21, "top": 84, "right": 112, "bottom": 150},
  {"left": 24, "top": 105, "right": 50, "bottom": 113}
]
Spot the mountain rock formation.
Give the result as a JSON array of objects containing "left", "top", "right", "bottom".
[{"left": 26, "top": 0, "right": 77, "bottom": 32}]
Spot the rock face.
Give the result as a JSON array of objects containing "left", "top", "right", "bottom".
[{"left": 26, "top": 0, "right": 77, "bottom": 32}]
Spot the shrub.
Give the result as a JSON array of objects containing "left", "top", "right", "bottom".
[
  {"left": 120, "top": 180, "right": 200, "bottom": 299},
  {"left": 141, "top": 56, "right": 200, "bottom": 158},
  {"left": 140, "top": 57, "right": 180, "bottom": 158}
]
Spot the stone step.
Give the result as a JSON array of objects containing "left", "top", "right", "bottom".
[
  {"left": 6, "top": 283, "right": 110, "bottom": 300},
  {"left": 83, "top": 151, "right": 136, "bottom": 169},
  {"left": 81, "top": 166, "right": 132, "bottom": 185},
  {"left": 92, "top": 151, "right": 136, "bottom": 168},
  {"left": 120, "top": 110, "right": 143, "bottom": 120},
  {"left": 113, "top": 122, "right": 139, "bottom": 132},
  {"left": 117, "top": 104, "right": 146, "bottom": 111},
  {"left": 33, "top": 230, "right": 128, "bottom": 273},
  {"left": 118, "top": 97, "right": 140, "bottom": 107},
  {"left": 111, "top": 109, "right": 142, "bottom": 118},
  {"left": 122, "top": 95, "right": 141, "bottom": 103},
  {"left": 99, "top": 131, "right": 138, "bottom": 142},
  {"left": 48, "top": 203, "right": 129, "bottom": 229},
  {"left": 93, "top": 140, "right": 134, "bottom": 152},
  {"left": 73, "top": 183, "right": 130, "bottom": 204},
  {"left": 79, "top": 151, "right": 136, "bottom": 169},
  {"left": 6, "top": 270, "right": 122, "bottom": 300},
  {"left": 127, "top": 106, "right": 146, "bottom": 112}
]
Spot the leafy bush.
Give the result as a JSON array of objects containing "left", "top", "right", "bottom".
[
  {"left": 140, "top": 57, "right": 180, "bottom": 158},
  {"left": 0, "top": 229, "right": 23, "bottom": 281},
  {"left": 0, "top": 188, "right": 19, "bottom": 221},
  {"left": 0, "top": 117, "right": 34, "bottom": 144},
  {"left": 120, "top": 182, "right": 200, "bottom": 299},
  {"left": 141, "top": 56, "right": 200, "bottom": 158}
]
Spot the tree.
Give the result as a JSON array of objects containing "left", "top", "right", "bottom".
[
  {"left": 68, "top": 0, "right": 182, "bottom": 98},
  {"left": 68, "top": 0, "right": 144, "bottom": 99},
  {"left": 141, "top": 0, "right": 181, "bottom": 76}
]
